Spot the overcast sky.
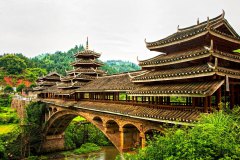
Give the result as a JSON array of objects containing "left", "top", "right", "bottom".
[{"left": 0, "top": 0, "right": 239, "bottom": 63}]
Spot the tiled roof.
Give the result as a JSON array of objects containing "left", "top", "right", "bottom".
[
  {"left": 139, "top": 49, "right": 211, "bottom": 67},
  {"left": 57, "top": 82, "right": 87, "bottom": 89},
  {"left": 41, "top": 99, "right": 200, "bottom": 123},
  {"left": 212, "top": 50, "right": 240, "bottom": 63},
  {"left": 67, "top": 68, "right": 106, "bottom": 75},
  {"left": 60, "top": 74, "right": 94, "bottom": 81},
  {"left": 74, "top": 49, "right": 101, "bottom": 58},
  {"left": 38, "top": 81, "right": 56, "bottom": 86},
  {"left": 76, "top": 101, "right": 200, "bottom": 123},
  {"left": 76, "top": 72, "right": 140, "bottom": 92},
  {"left": 133, "top": 64, "right": 214, "bottom": 82},
  {"left": 71, "top": 59, "right": 104, "bottom": 67},
  {"left": 128, "top": 80, "right": 224, "bottom": 97},
  {"left": 146, "top": 13, "right": 240, "bottom": 51}
]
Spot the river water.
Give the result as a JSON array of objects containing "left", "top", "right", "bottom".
[{"left": 45, "top": 146, "right": 120, "bottom": 160}]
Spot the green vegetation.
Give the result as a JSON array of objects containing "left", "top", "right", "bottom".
[
  {"left": 0, "top": 94, "right": 21, "bottom": 159},
  {"left": 120, "top": 107, "right": 240, "bottom": 160},
  {"left": 16, "top": 83, "right": 26, "bottom": 92},
  {"left": 73, "top": 143, "right": 101, "bottom": 155},
  {"left": 65, "top": 118, "right": 111, "bottom": 150},
  {"left": 0, "top": 124, "right": 18, "bottom": 135},
  {"left": 233, "top": 49, "right": 240, "bottom": 53},
  {"left": 3, "top": 85, "right": 13, "bottom": 94},
  {"left": 0, "top": 54, "right": 27, "bottom": 75}
]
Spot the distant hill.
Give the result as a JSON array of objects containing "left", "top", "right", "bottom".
[
  {"left": 101, "top": 60, "right": 141, "bottom": 75},
  {"left": 32, "top": 45, "right": 141, "bottom": 75},
  {"left": 0, "top": 45, "right": 141, "bottom": 86}
]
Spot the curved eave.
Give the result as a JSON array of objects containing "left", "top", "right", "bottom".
[
  {"left": 74, "top": 53, "right": 101, "bottom": 58},
  {"left": 140, "top": 52, "right": 211, "bottom": 68},
  {"left": 209, "top": 30, "right": 240, "bottom": 44},
  {"left": 128, "top": 80, "right": 224, "bottom": 98},
  {"left": 132, "top": 72, "right": 215, "bottom": 83},
  {"left": 212, "top": 52, "right": 240, "bottom": 63},
  {"left": 217, "top": 67, "right": 240, "bottom": 79},
  {"left": 75, "top": 89, "right": 132, "bottom": 93},
  {"left": 146, "top": 30, "right": 208, "bottom": 50},
  {"left": 146, "top": 29, "right": 240, "bottom": 51},
  {"left": 71, "top": 62, "right": 104, "bottom": 67}
]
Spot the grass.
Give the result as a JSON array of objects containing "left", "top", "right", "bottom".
[{"left": 0, "top": 124, "right": 17, "bottom": 134}]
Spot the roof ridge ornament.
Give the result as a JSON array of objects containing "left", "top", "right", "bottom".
[
  {"left": 177, "top": 25, "right": 180, "bottom": 32},
  {"left": 197, "top": 18, "right": 199, "bottom": 25},
  {"left": 221, "top": 9, "right": 225, "bottom": 19},
  {"left": 86, "top": 37, "right": 89, "bottom": 50},
  {"left": 207, "top": 17, "right": 210, "bottom": 28},
  {"left": 144, "top": 38, "right": 147, "bottom": 44}
]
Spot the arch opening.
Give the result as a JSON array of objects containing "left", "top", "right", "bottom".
[
  {"left": 122, "top": 124, "right": 141, "bottom": 150},
  {"left": 105, "top": 120, "right": 119, "bottom": 134},
  {"left": 93, "top": 116, "right": 103, "bottom": 125}
]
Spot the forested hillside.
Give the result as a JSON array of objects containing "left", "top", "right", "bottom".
[{"left": 0, "top": 44, "right": 140, "bottom": 86}]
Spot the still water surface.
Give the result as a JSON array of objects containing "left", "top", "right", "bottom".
[{"left": 46, "top": 146, "right": 119, "bottom": 160}]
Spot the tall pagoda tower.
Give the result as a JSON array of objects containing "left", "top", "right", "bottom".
[
  {"left": 128, "top": 11, "right": 240, "bottom": 112},
  {"left": 56, "top": 38, "right": 105, "bottom": 97}
]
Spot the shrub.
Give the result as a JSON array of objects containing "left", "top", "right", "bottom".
[
  {"left": 16, "top": 84, "right": 26, "bottom": 92},
  {"left": 3, "top": 85, "right": 13, "bottom": 94},
  {"left": 120, "top": 107, "right": 240, "bottom": 160},
  {"left": 73, "top": 143, "right": 101, "bottom": 155}
]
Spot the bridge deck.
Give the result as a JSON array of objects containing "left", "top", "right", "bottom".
[{"left": 41, "top": 98, "right": 200, "bottom": 124}]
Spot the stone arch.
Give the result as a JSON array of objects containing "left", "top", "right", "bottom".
[{"left": 43, "top": 109, "right": 122, "bottom": 152}]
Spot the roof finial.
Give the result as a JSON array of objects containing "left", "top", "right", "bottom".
[
  {"left": 86, "top": 37, "right": 89, "bottom": 50},
  {"left": 137, "top": 56, "right": 139, "bottom": 62},
  {"left": 207, "top": 17, "right": 210, "bottom": 28},
  {"left": 177, "top": 25, "right": 180, "bottom": 31},
  {"left": 144, "top": 38, "right": 147, "bottom": 44},
  {"left": 210, "top": 39, "right": 214, "bottom": 51},
  {"left": 197, "top": 18, "right": 199, "bottom": 25},
  {"left": 222, "top": 9, "right": 225, "bottom": 19}
]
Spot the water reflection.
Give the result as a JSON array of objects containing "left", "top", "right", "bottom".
[{"left": 47, "top": 146, "right": 119, "bottom": 160}]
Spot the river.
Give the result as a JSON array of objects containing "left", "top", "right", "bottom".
[{"left": 45, "top": 146, "right": 120, "bottom": 160}]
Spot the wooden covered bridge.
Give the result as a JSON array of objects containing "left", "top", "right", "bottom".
[{"left": 33, "top": 11, "right": 240, "bottom": 152}]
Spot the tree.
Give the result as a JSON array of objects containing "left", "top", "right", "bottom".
[
  {"left": 24, "top": 68, "right": 47, "bottom": 82},
  {"left": 16, "top": 84, "right": 26, "bottom": 92},
  {"left": 4, "top": 85, "right": 14, "bottom": 93},
  {"left": 0, "top": 54, "right": 27, "bottom": 75}
]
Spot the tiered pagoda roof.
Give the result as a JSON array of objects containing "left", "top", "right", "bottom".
[
  {"left": 133, "top": 11, "right": 240, "bottom": 100},
  {"left": 55, "top": 38, "right": 106, "bottom": 94},
  {"left": 145, "top": 11, "right": 240, "bottom": 53},
  {"left": 33, "top": 72, "right": 61, "bottom": 92}
]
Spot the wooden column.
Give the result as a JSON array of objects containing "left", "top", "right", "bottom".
[
  {"left": 192, "top": 97, "right": 196, "bottom": 107},
  {"left": 204, "top": 97, "right": 209, "bottom": 113}
]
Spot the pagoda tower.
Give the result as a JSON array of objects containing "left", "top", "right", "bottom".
[
  {"left": 56, "top": 38, "right": 105, "bottom": 97},
  {"left": 128, "top": 11, "right": 240, "bottom": 112}
]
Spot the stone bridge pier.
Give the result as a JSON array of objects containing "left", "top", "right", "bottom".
[{"left": 41, "top": 104, "right": 165, "bottom": 153}]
